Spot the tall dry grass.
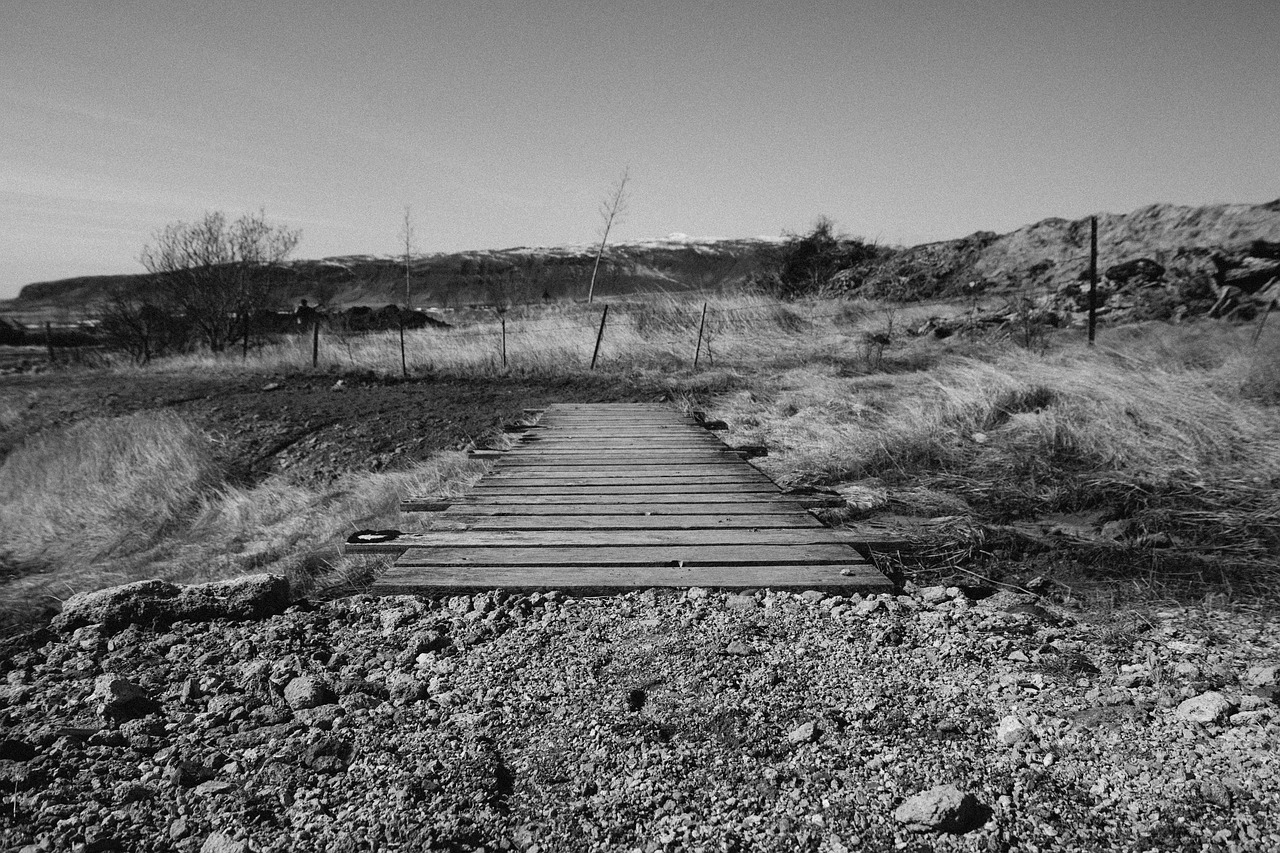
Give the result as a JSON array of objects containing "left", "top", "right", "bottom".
[
  {"left": 712, "top": 318, "right": 1279, "bottom": 590},
  {"left": 118, "top": 293, "right": 947, "bottom": 380},
  {"left": 0, "top": 402, "right": 490, "bottom": 628},
  {"left": 0, "top": 411, "right": 219, "bottom": 571}
]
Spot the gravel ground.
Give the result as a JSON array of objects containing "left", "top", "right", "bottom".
[{"left": 1, "top": 580, "right": 1278, "bottom": 852}]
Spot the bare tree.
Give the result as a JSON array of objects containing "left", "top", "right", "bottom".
[
  {"left": 586, "top": 167, "right": 630, "bottom": 304},
  {"left": 140, "top": 210, "right": 300, "bottom": 352},
  {"left": 98, "top": 285, "right": 193, "bottom": 363},
  {"left": 400, "top": 205, "right": 416, "bottom": 310}
]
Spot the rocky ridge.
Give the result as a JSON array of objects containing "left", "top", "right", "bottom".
[{"left": 1, "top": 574, "right": 1277, "bottom": 852}]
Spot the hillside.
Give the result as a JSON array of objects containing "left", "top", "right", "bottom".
[
  {"left": 1, "top": 236, "right": 775, "bottom": 320},
  {"left": 4, "top": 200, "right": 1279, "bottom": 322},
  {"left": 833, "top": 200, "right": 1280, "bottom": 322}
]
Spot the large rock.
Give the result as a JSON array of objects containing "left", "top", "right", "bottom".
[
  {"left": 894, "top": 784, "right": 985, "bottom": 833},
  {"left": 200, "top": 832, "right": 249, "bottom": 853},
  {"left": 1175, "top": 691, "right": 1236, "bottom": 724},
  {"left": 174, "top": 574, "right": 291, "bottom": 623},
  {"left": 284, "top": 676, "right": 336, "bottom": 710},
  {"left": 51, "top": 579, "right": 180, "bottom": 634},
  {"left": 53, "top": 574, "right": 290, "bottom": 634},
  {"left": 93, "top": 674, "right": 155, "bottom": 721}
]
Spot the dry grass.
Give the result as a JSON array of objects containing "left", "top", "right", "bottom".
[
  {"left": 0, "top": 410, "right": 489, "bottom": 628},
  {"left": 0, "top": 411, "right": 219, "bottom": 571},
  {"left": 4, "top": 294, "right": 1276, "bottom": 623},
  {"left": 710, "top": 317, "right": 1279, "bottom": 596}
]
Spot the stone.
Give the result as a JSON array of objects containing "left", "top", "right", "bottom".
[
  {"left": 51, "top": 574, "right": 290, "bottom": 635},
  {"left": 52, "top": 579, "right": 181, "bottom": 633},
  {"left": 853, "top": 599, "right": 883, "bottom": 618},
  {"left": 1229, "top": 710, "right": 1269, "bottom": 726},
  {"left": 1175, "top": 691, "right": 1235, "bottom": 724},
  {"left": 93, "top": 674, "right": 154, "bottom": 720},
  {"left": 787, "top": 721, "right": 819, "bottom": 744},
  {"left": 1244, "top": 663, "right": 1279, "bottom": 687},
  {"left": 725, "top": 640, "right": 754, "bottom": 656},
  {"left": 283, "top": 676, "right": 336, "bottom": 711},
  {"left": 387, "top": 674, "right": 429, "bottom": 706},
  {"left": 725, "top": 594, "right": 758, "bottom": 611},
  {"left": 176, "top": 574, "right": 291, "bottom": 623},
  {"left": 200, "top": 832, "right": 249, "bottom": 853},
  {"left": 919, "top": 586, "right": 950, "bottom": 606},
  {"left": 294, "top": 704, "right": 346, "bottom": 729},
  {"left": 995, "top": 715, "right": 1030, "bottom": 745},
  {"left": 894, "top": 784, "right": 985, "bottom": 833},
  {"left": 194, "top": 780, "right": 236, "bottom": 796}
]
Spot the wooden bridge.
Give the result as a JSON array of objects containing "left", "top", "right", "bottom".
[{"left": 349, "top": 403, "right": 891, "bottom": 595}]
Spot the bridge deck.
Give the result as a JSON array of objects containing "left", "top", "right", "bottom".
[{"left": 359, "top": 403, "right": 891, "bottom": 595}]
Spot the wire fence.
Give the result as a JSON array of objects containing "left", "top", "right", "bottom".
[{"left": 275, "top": 295, "right": 950, "bottom": 377}]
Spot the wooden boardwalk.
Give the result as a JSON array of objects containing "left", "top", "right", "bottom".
[{"left": 355, "top": 403, "right": 891, "bottom": 595}]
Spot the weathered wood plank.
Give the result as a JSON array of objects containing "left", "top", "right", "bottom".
[
  {"left": 467, "top": 483, "right": 781, "bottom": 495},
  {"left": 476, "top": 479, "right": 775, "bottom": 491},
  {"left": 519, "top": 437, "right": 725, "bottom": 446},
  {"left": 490, "top": 463, "right": 764, "bottom": 476},
  {"left": 391, "top": 542, "right": 865, "bottom": 565},
  {"left": 488, "top": 470, "right": 773, "bottom": 484},
  {"left": 493, "top": 455, "right": 748, "bottom": 466},
  {"left": 364, "top": 528, "right": 858, "bottom": 550},
  {"left": 373, "top": 564, "right": 891, "bottom": 595},
  {"left": 425, "top": 493, "right": 809, "bottom": 506},
  {"left": 435, "top": 513, "right": 822, "bottom": 530},
  {"left": 435, "top": 501, "right": 811, "bottom": 516}
]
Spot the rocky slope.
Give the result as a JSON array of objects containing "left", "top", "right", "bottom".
[
  {"left": 1, "top": 574, "right": 1276, "bottom": 852},
  {"left": 835, "top": 201, "right": 1280, "bottom": 324}
]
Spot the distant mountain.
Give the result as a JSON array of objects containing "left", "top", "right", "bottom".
[
  {"left": 1, "top": 236, "right": 777, "bottom": 319},
  {"left": 4, "top": 201, "right": 1279, "bottom": 322}
]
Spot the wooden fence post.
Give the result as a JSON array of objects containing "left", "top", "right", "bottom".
[
  {"left": 242, "top": 312, "right": 250, "bottom": 360},
  {"left": 501, "top": 316, "right": 507, "bottom": 368},
  {"left": 45, "top": 322, "right": 54, "bottom": 363},
  {"left": 399, "top": 317, "right": 407, "bottom": 378},
  {"left": 312, "top": 320, "right": 320, "bottom": 368},
  {"left": 693, "top": 302, "right": 707, "bottom": 369},
  {"left": 590, "top": 305, "right": 609, "bottom": 370},
  {"left": 1088, "top": 216, "right": 1098, "bottom": 346}
]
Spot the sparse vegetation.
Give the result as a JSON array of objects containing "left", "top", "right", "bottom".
[
  {"left": 1, "top": 286, "right": 1277, "bottom": 629},
  {"left": 140, "top": 209, "right": 300, "bottom": 352}
]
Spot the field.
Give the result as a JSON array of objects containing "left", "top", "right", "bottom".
[{"left": 1, "top": 293, "right": 1277, "bottom": 632}]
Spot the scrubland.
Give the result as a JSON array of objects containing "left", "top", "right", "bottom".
[{"left": 1, "top": 294, "right": 1276, "bottom": 631}]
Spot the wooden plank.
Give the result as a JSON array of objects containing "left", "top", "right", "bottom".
[
  {"left": 467, "top": 483, "right": 781, "bottom": 495},
  {"left": 421, "top": 493, "right": 804, "bottom": 506},
  {"left": 373, "top": 564, "right": 891, "bottom": 595},
  {"left": 436, "top": 501, "right": 811, "bottom": 516},
  {"left": 488, "top": 467, "right": 773, "bottom": 481},
  {"left": 518, "top": 436, "right": 724, "bottom": 445},
  {"left": 492, "top": 463, "right": 756, "bottom": 474},
  {"left": 436, "top": 514, "right": 822, "bottom": 530},
  {"left": 492, "top": 455, "right": 748, "bottom": 466},
  {"left": 368, "top": 528, "right": 858, "bottom": 549},
  {"left": 391, "top": 542, "right": 865, "bottom": 565}
]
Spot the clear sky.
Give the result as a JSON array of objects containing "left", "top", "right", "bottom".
[{"left": 3, "top": 0, "right": 1278, "bottom": 298}]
